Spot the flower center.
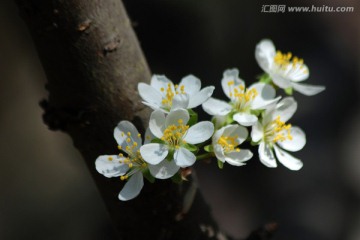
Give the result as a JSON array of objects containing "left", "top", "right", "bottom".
[
  {"left": 265, "top": 116, "right": 293, "bottom": 143},
  {"left": 227, "top": 81, "right": 258, "bottom": 112},
  {"left": 161, "top": 119, "right": 189, "bottom": 149},
  {"left": 160, "top": 83, "right": 186, "bottom": 108},
  {"left": 116, "top": 132, "right": 147, "bottom": 180},
  {"left": 274, "top": 50, "right": 307, "bottom": 72},
  {"left": 217, "top": 135, "right": 240, "bottom": 153}
]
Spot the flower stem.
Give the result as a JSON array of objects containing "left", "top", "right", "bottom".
[{"left": 196, "top": 152, "right": 215, "bottom": 161}]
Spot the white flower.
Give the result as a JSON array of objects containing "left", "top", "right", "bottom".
[
  {"left": 140, "top": 109, "right": 214, "bottom": 170},
  {"left": 202, "top": 68, "right": 280, "bottom": 126},
  {"left": 138, "top": 75, "right": 215, "bottom": 112},
  {"left": 95, "top": 121, "right": 150, "bottom": 201},
  {"left": 251, "top": 97, "right": 306, "bottom": 170},
  {"left": 212, "top": 124, "right": 253, "bottom": 166},
  {"left": 255, "top": 39, "right": 325, "bottom": 96}
]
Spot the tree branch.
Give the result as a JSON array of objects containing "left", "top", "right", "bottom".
[{"left": 15, "top": 1, "right": 275, "bottom": 239}]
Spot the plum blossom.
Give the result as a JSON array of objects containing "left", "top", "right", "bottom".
[
  {"left": 251, "top": 97, "right": 306, "bottom": 170},
  {"left": 140, "top": 109, "right": 214, "bottom": 171},
  {"left": 138, "top": 75, "right": 215, "bottom": 112},
  {"left": 95, "top": 121, "right": 150, "bottom": 201},
  {"left": 202, "top": 68, "right": 280, "bottom": 126},
  {"left": 255, "top": 39, "right": 325, "bottom": 96},
  {"left": 212, "top": 124, "right": 253, "bottom": 166}
]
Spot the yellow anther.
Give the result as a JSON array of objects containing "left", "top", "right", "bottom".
[
  {"left": 274, "top": 50, "right": 305, "bottom": 70},
  {"left": 126, "top": 138, "right": 131, "bottom": 142},
  {"left": 117, "top": 145, "right": 122, "bottom": 150},
  {"left": 160, "top": 87, "right": 164, "bottom": 92},
  {"left": 236, "top": 148, "right": 240, "bottom": 152},
  {"left": 133, "top": 142, "right": 138, "bottom": 147},
  {"left": 121, "top": 132, "right": 124, "bottom": 137},
  {"left": 119, "top": 153, "right": 124, "bottom": 157},
  {"left": 137, "top": 133, "right": 141, "bottom": 138},
  {"left": 127, "top": 132, "right": 131, "bottom": 136},
  {"left": 270, "top": 116, "right": 293, "bottom": 143},
  {"left": 178, "top": 119, "right": 183, "bottom": 124},
  {"left": 218, "top": 135, "right": 238, "bottom": 152},
  {"left": 125, "top": 146, "right": 131, "bottom": 151},
  {"left": 120, "top": 176, "right": 125, "bottom": 181},
  {"left": 108, "top": 156, "right": 113, "bottom": 161},
  {"left": 128, "top": 163, "right": 133, "bottom": 168},
  {"left": 227, "top": 80, "right": 235, "bottom": 86}
]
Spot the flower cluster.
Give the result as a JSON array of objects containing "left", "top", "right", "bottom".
[{"left": 95, "top": 39, "right": 325, "bottom": 201}]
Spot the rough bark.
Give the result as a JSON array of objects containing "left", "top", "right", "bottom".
[{"left": 15, "top": 1, "right": 275, "bottom": 240}]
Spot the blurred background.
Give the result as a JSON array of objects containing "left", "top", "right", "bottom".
[{"left": 0, "top": 0, "right": 359, "bottom": 239}]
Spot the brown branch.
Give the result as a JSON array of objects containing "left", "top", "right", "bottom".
[{"left": 14, "top": 1, "right": 275, "bottom": 239}]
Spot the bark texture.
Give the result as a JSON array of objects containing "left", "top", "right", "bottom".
[{"left": 15, "top": 1, "right": 275, "bottom": 239}]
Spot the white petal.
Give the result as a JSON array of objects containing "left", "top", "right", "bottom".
[
  {"left": 144, "top": 127, "right": 155, "bottom": 144},
  {"left": 291, "top": 82, "right": 326, "bottom": 96},
  {"left": 249, "top": 83, "right": 280, "bottom": 110},
  {"left": 95, "top": 155, "right": 129, "bottom": 178},
  {"left": 287, "top": 64, "right": 309, "bottom": 82},
  {"left": 174, "top": 147, "right": 196, "bottom": 167},
  {"left": 183, "top": 121, "right": 214, "bottom": 144},
  {"left": 114, "top": 121, "right": 142, "bottom": 150},
  {"left": 170, "top": 94, "right": 190, "bottom": 111},
  {"left": 202, "top": 97, "right": 232, "bottom": 116},
  {"left": 220, "top": 124, "right": 248, "bottom": 145},
  {"left": 258, "top": 142, "right": 277, "bottom": 168},
  {"left": 138, "top": 83, "right": 163, "bottom": 106},
  {"left": 179, "top": 75, "right": 201, "bottom": 95},
  {"left": 273, "top": 97, "right": 297, "bottom": 122},
  {"left": 118, "top": 171, "right": 144, "bottom": 201},
  {"left": 165, "top": 108, "right": 189, "bottom": 127},
  {"left": 277, "top": 126, "right": 306, "bottom": 152},
  {"left": 233, "top": 112, "right": 258, "bottom": 126},
  {"left": 251, "top": 121, "right": 264, "bottom": 143},
  {"left": 140, "top": 143, "right": 168, "bottom": 165},
  {"left": 188, "top": 86, "right": 215, "bottom": 109},
  {"left": 270, "top": 72, "right": 292, "bottom": 89},
  {"left": 149, "top": 110, "right": 165, "bottom": 138},
  {"left": 225, "top": 149, "right": 253, "bottom": 166},
  {"left": 255, "top": 39, "right": 276, "bottom": 72},
  {"left": 274, "top": 145, "right": 303, "bottom": 171},
  {"left": 148, "top": 160, "right": 180, "bottom": 179},
  {"left": 214, "top": 144, "right": 226, "bottom": 163},
  {"left": 221, "top": 68, "right": 245, "bottom": 99},
  {"left": 150, "top": 75, "right": 173, "bottom": 92},
  {"left": 142, "top": 101, "right": 162, "bottom": 111}
]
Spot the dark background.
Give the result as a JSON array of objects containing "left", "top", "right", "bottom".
[{"left": 0, "top": 0, "right": 359, "bottom": 239}]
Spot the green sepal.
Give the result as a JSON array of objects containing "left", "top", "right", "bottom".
[
  {"left": 226, "top": 113, "right": 234, "bottom": 125},
  {"left": 250, "top": 109, "right": 262, "bottom": 116},
  {"left": 204, "top": 144, "right": 213, "bottom": 153},
  {"left": 184, "top": 143, "right": 198, "bottom": 153},
  {"left": 258, "top": 73, "right": 271, "bottom": 84},
  {"left": 142, "top": 168, "right": 155, "bottom": 183},
  {"left": 166, "top": 150, "right": 174, "bottom": 161},
  {"left": 285, "top": 87, "right": 293, "bottom": 95},
  {"left": 217, "top": 159, "right": 224, "bottom": 169},
  {"left": 151, "top": 138, "right": 165, "bottom": 144},
  {"left": 187, "top": 109, "right": 198, "bottom": 126},
  {"left": 171, "top": 172, "right": 183, "bottom": 184},
  {"left": 250, "top": 140, "right": 260, "bottom": 146}
]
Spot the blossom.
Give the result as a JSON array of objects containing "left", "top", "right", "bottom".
[
  {"left": 138, "top": 75, "right": 215, "bottom": 112},
  {"left": 251, "top": 97, "right": 306, "bottom": 170},
  {"left": 95, "top": 121, "right": 150, "bottom": 201},
  {"left": 255, "top": 39, "right": 325, "bottom": 96},
  {"left": 212, "top": 124, "right": 253, "bottom": 166},
  {"left": 202, "top": 68, "right": 280, "bottom": 126},
  {"left": 140, "top": 109, "right": 214, "bottom": 171}
]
